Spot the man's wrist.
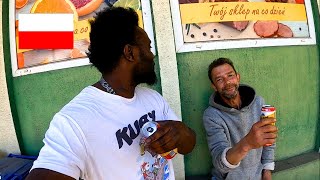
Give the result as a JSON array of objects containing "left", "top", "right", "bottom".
[
  {"left": 238, "top": 137, "right": 251, "bottom": 154},
  {"left": 176, "top": 125, "right": 196, "bottom": 154},
  {"left": 263, "top": 169, "right": 272, "bottom": 175},
  {"left": 262, "top": 170, "right": 272, "bottom": 177},
  {"left": 223, "top": 148, "right": 240, "bottom": 168}
]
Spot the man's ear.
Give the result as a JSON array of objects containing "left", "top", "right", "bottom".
[
  {"left": 123, "top": 44, "right": 134, "bottom": 62},
  {"left": 236, "top": 73, "right": 240, "bottom": 82}
]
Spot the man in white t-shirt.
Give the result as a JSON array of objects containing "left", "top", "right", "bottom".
[{"left": 26, "top": 7, "right": 196, "bottom": 180}]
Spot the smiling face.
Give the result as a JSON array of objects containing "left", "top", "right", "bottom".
[
  {"left": 210, "top": 63, "right": 240, "bottom": 99},
  {"left": 132, "top": 27, "right": 156, "bottom": 86}
]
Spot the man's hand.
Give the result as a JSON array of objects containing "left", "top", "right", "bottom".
[
  {"left": 262, "top": 169, "right": 272, "bottom": 180},
  {"left": 243, "top": 118, "right": 278, "bottom": 150},
  {"left": 145, "top": 120, "right": 196, "bottom": 155},
  {"left": 226, "top": 118, "right": 277, "bottom": 165}
]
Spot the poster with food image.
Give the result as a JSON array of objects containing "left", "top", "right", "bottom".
[
  {"left": 171, "top": 0, "right": 316, "bottom": 52},
  {"left": 10, "top": 0, "right": 154, "bottom": 76}
]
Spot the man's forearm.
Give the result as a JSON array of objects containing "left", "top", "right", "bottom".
[
  {"left": 226, "top": 117, "right": 277, "bottom": 165},
  {"left": 226, "top": 138, "right": 251, "bottom": 165},
  {"left": 262, "top": 169, "right": 272, "bottom": 180}
]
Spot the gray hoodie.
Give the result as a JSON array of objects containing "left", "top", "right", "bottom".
[{"left": 203, "top": 84, "right": 275, "bottom": 180}]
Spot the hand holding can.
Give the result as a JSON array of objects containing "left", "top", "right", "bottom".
[{"left": 141, "top": 121, "right": 178, "bottom": 159}]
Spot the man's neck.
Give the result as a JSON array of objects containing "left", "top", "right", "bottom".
[
  {"left": 93, "top": 67, "right": 136, "bottom": 98},
  {"left": 221, "top": 94, "right": 242, "bottom": 109},
  {"left": 104, "top": 72, "right": 136, "bottom": 98}
]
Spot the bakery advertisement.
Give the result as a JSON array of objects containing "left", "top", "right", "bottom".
[
  {"left": 10, "top": 0, "right": 153, "bottom": 76},
  {"left": 172, "top": 0, "right": 316, "bottom": 52}
]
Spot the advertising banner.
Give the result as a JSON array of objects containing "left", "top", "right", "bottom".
[
  {"left": 171, "top": 0, "right": 316, "bottom": 52},
  {"left": 10, "top": 0, "right": 154, "bottom": 76}
]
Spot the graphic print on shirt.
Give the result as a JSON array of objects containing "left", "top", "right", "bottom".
[
  {"left": 140, "top": 155, "right": 170, "bottom": 180},
  {"left": 115, "top": 110, "right": 156, "bottom": 149},
  {"left": 114, "top": 109, "right": 171, "bottom": 179}
]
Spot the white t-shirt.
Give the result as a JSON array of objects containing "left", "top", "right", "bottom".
[{"left": 31, "top": 86, "right": 178, "bottom": 180}]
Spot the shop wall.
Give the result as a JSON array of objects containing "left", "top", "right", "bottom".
[
  {"left": 273, "top": 160, "right": 319, "bottom": 180},
  {"left": 180, "top": 1, "right": 320, "bottom": 178},
  {"left": 1, "top": 0, "right": 319, "bottom": 179},
  {"left": 0, "top": 0, "right": 20, "bottom": 158}
]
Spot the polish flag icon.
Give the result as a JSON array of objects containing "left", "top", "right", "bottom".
[{"left": 18, "top": 14, "right": 74, "bottom": 49}]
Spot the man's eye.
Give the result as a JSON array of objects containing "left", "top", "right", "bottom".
[{"left": 216, "top": 79, "right": 222, "bottom": 83}]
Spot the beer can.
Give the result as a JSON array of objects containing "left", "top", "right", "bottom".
[
  {"left": 261, "top": 105, "right": 276, "bottom": 125},
  {"left": 141, "top": 121, "right": 178, "bottom": 159},
  {"left": 261, "top": 105, "right": 276, "bottom": 146},
  {"left": 141, "top": 121, "right": 159, "bottom": 137}
]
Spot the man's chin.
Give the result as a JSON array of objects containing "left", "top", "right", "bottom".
[
  {"left": 145, "top": 76, "right": 157, "bottom": 86},
  {"left": 222, "top": 91, "right": 238, "bottom": 99},
  {"left": 135, "top": 73, "right": 157, "bottom": 86}
]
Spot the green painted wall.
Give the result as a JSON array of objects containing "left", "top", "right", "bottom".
[
  {"left": 9, "top": 67, "right": 99, "bottom": 155},
  {"left": 273, "top": 160, "right": 320, "bottom": 180}
]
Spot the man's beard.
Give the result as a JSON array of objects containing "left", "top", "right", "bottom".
[
  {"left": 133, "top": 68, "right": 157, "bottom": 86},
  {"left": 220, "top": 83, "right": 239, "bottom": 99},
  {"left": 133, "top": 55, "right": 157, "bottom": 86}
]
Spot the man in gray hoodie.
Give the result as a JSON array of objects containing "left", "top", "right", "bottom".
[{"left": 203, "top": 58, "right": 277, "bottom": 180}]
